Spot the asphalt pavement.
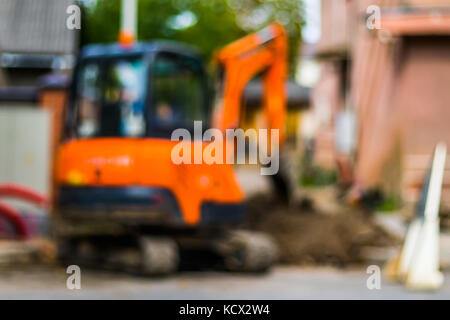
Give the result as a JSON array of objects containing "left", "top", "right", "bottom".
[{"left": 0, "top": 266, "right": 448, "bottom": 299}]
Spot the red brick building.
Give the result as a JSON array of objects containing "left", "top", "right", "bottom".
[{"left": 310, "top": 0, "right": 450, "bottom": 209}]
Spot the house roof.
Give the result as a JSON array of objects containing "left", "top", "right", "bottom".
[
  {"left": 380, "top": 6, "right": 450, "bottom": 35},
  {"left": 0, "top": 0, "right": 78, "bottom": 54},
  {"left": 0, "top": 86, "right": 37, "bottom": 102}
]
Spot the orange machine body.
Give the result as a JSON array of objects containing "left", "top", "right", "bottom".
[
  {"left": 56, "top": 138, "right": 243, "bottom": 225},
  {"left": 214, "top": 23, "right": 288, "bottom": 143}
]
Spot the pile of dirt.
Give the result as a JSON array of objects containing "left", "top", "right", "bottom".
[
  {"left": 244, "top": 194, "right": 400, "bottom": 267},
  {"left": 0, "top": 238, "right": 55, "bottom": 269}
]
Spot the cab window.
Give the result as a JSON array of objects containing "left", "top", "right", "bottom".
[
  {"left": 152, "top": 53, "right": 206, "bottom": 129},
  {"left": 74, "top": 57, "right": 146, "bottom": 138}
]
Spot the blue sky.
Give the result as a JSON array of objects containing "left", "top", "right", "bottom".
[{"left": 302, "top": 0, "right": 321, "bottom": 43}]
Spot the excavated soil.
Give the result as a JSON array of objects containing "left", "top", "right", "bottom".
[{"left": 244, "top": 194, "right": 400, "bottom": 267}]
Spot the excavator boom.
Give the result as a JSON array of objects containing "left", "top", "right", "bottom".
[
  {"left": 214, "top": 23, "right": 291, "bottom": 201},
  {"left": 214, "top": 23, "right": 288, "bottom": 144}
]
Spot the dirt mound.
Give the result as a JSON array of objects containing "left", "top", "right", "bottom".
[{"left": 244, "top": 194, "right": 400, "bottom": 267}]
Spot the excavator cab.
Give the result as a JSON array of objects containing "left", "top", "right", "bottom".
[{"left": 66, "top": 42, "right": 211, "bottom": 141}]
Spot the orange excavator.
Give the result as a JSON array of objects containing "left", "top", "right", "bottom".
[{"left": 52, "top": 22, "right": 288, "bottom": 274}]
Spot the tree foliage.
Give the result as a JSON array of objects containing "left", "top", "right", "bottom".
[{"left": 81, "top": 0, "right": 304, "bottom": 74}]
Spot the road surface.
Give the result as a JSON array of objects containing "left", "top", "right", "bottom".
[{"left": 0, "top": 266, "right": 448, "bottom": 299}]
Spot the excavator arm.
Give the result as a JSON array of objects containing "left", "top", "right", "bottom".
[
  {"left": 214, "top": 22, "right": 288, "bottom": 143},
  {"left": 214, "top": 23, "right": 292, "bottom": 201}
]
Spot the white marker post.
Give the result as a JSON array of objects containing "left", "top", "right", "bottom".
[
  {"left": 406, "top": 142, "right": 447, "bottom": 290},
  {"left": 119, "top": 0, "right": 137, "bottom": 46}
]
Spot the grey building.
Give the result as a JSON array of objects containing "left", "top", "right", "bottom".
[{"left": 0, "top": 0, "right": 78, "bottom": 87}]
